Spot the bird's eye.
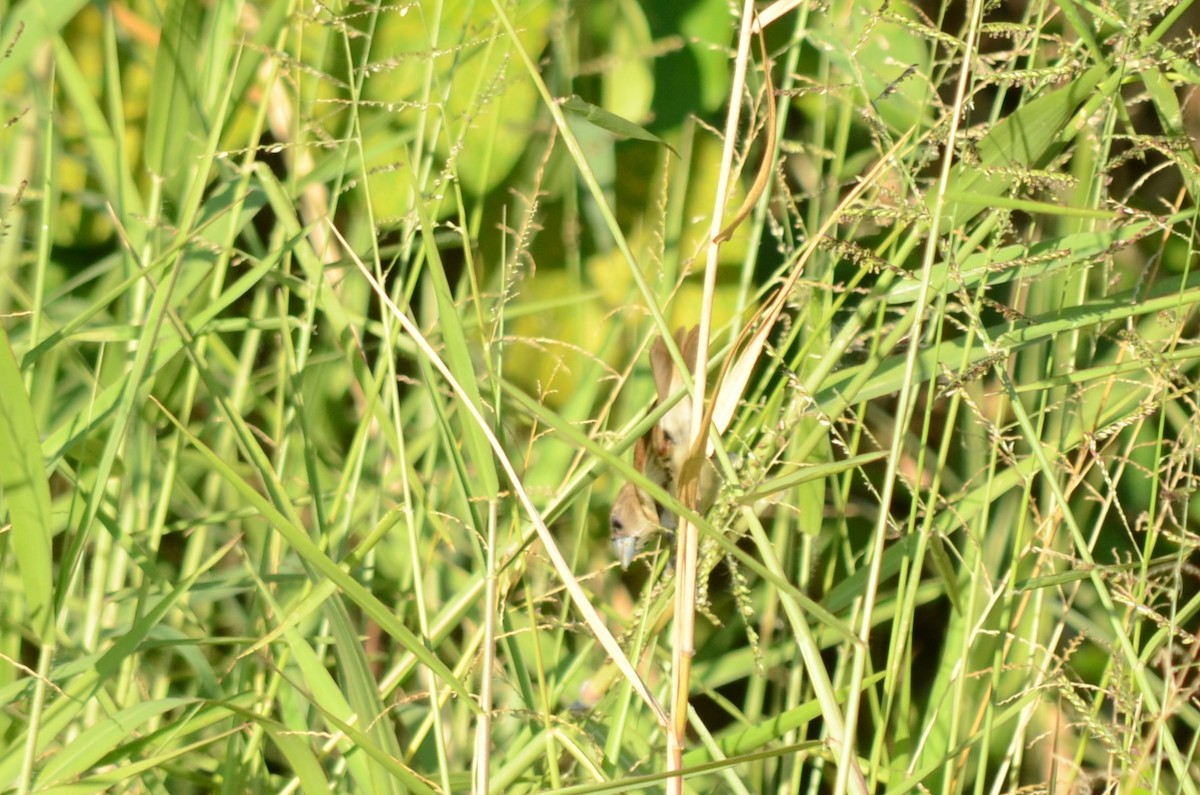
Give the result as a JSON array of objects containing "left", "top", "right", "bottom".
[{"left": 611, "top": 516, "right": 624, "bottom": 532}]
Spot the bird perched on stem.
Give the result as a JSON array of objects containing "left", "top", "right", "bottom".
[
  {"left": 649, "top": 327, "right": 699, "bottom": 480},
  {"left": 610, "top": 326, "right": 718, "bottom": 569},
  {"left": 609, "top": 433, "right": 674, "bottom": 569}
]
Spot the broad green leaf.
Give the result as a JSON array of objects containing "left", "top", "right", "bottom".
[
  {"left": 601, "top": 0, "right": 654, "bottom": 125},
  {"left": 809, "top": 5, "right": 936, "bottom": 132},
  {"left": 936, "top": 65, "right": 1107, "bottom": 228},
  {"left": 681, "top": 0, "right": 733, "bottom": 112},
  {"left": 0, "top": 0, "right": 91, "bottom": 87},
  {"left": 362, "top": 0, "right": 552, "bottom": 201},
  {"left": 562, "top": 96, "right": 679, "bottom": 156},
  {"left": 144, "top": 0, "right": 204, "bottom": 187},
  {"left": 0, "top": 326, "right": 54, "bottom": 642},
  {"left": 440, "top": 0, "right": 552, "bottom": 197}
]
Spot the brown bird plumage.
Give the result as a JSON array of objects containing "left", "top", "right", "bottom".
[
  {"left": 609, "top": 434, "right": 674, "bottom": 569},
  {"left": 610, "top": 326, "right": 717, "bottom": 569}
]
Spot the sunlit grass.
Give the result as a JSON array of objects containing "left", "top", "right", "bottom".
[{"left": 1, "top": 0, "right": 1199, "bottom": 793}]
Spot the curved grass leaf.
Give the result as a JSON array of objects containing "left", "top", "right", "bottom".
[
  {"left": 33, "top": 697, "right": 194, "bottom": 787},
  {"left": 887, "top": 217, "right": 1159, "bottom": 304},
  {"left": 562, "top": 96, "right": 679, "bottom": 156}
]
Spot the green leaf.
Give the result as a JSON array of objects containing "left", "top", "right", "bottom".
[
  {"left": 0, "top": 539, "right": 238, "bottom": 785},
  {"left": 52, "top": 35, "right": 146, "bottom": 228},
  {"left": 886, "top": 218, "right": 1157, "bottom": 304},
  {"left": 682, "top": 673, "right": 885, "bottom": 765},
  {"left": 144, "top": 0, "right": 204, "bottom": 184},
  {"left": 405, "top": 148, "right": 500, "bottom": 503},
  {"left": 0, "top": 325, "right": 54, "bottom": 643},
  {"left": 562, "top": 96, "right": 679, "bottom": 156},
  {"left": 937, "top": 65, "right": 1107, "bottom": 228},
  {"left": 33, "top": 698, "right": 194, "bottom": 787},
  {"left": 260, "top": 725, "right": 334, "bottom": 795},
  {"left": 0, "top": 0, "right": 91, "bottom": 87},
  {"left": 155, "top": 402, "right": 480, "bottom": 712},
  {"left": 738, "top": 451, "right": 887, "bottom": 503},
  {"left": 602, "top": 0, "right": 654, "bottom": 124}
]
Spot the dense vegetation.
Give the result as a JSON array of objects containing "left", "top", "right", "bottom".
[{"left": 2, "top": 0, "right": 1199, "bottom": 792}]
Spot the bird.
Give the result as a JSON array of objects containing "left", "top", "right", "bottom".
[
  {"left": 610, "top": 326, "right": 718, "bottom": 570},
  {"left": 649, "top": 326, "right": 719, "bottom": 514},
  {"left": 648, "top": 326, "right": 699, "bottom": 482},
  {"left": 609, "top": 434, "right": 676, "bottom": 569}
]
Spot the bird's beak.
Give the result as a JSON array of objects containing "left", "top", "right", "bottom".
[{"left": 611, "top": 535, "right": 640, "bottom": 570}]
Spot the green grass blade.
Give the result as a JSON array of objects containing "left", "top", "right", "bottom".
[
  {"left": 0, "top": 0, "right": 91, "bottom": 86},
  {"left": 32, "top": 697, "right": 194, "bottom": 787},
  {"left": 153, "top": 399, "right": 478, "bottom": 711},
  {"left": 0, "top": 326, "right": 54, "bottom": 642},
  {"left": 142, "top": 0, "right": 203, "bottom": 178}
]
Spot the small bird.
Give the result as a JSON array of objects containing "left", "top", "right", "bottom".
[
  {"left": 609, "top": 435, "right": 674, "bottom": 570},
  {"left": 611, "top": 326, "right": 721, "bottom": 570},
  {"left": 649, "top": 326, "right": 718, "bottom": 513},
  {"left": 648, "top": 326, "right": 700, "bottom": 481}
]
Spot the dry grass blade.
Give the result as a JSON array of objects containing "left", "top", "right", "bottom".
[
  {"left": 668, "top": 1, "right": 767, "bottom": 789},
  {"left": 713, "top": 18, "right": 776, "bottom": 245}
]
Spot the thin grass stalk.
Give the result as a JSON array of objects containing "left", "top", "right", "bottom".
[
  {"left": 487, "top": 0, "right": 670, "bottom": 729},
  {"left": 665, "top": 0, "right": 755, "bottom": 784},
  {"left": 474, "top": 499, "right": 498, "bottom": 794},
  {"left": 344, "top": 227, "right": 668, "bottom": 727},
  {"left": 836, "top": 0, "right": 987, "bottom": 792}
]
